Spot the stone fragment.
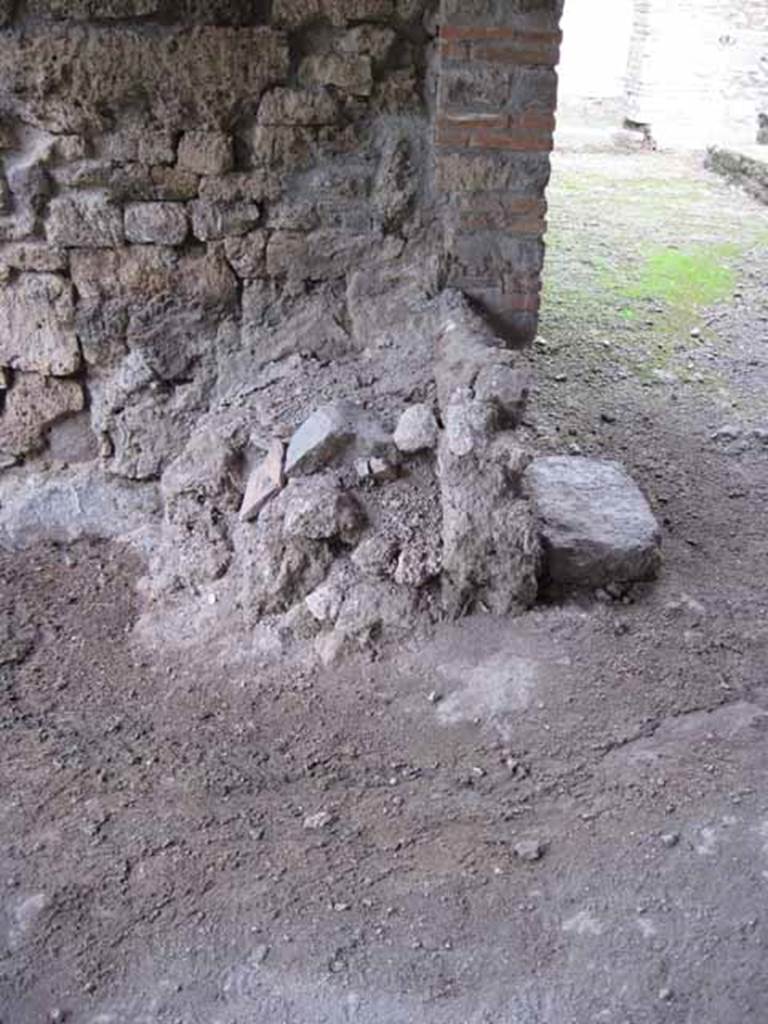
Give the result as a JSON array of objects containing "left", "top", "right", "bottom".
[
  {"left": 394, "top": 537, "right": 441, "bottom": 588},
  {"left": 474, "top": 364, "right": 532, "bottom": 427},
  {"left": 223, "top": 230, "right": 268, "bottom": 278},
  {"left": 305, "top": 580, "right": 345, "bottom": 624},
  {"left": 303, "top": 810, "right": 334, "bottom": 830},
  {"left": 124, "top": 202, "right": 188, "bottom": 245},
  {"left": 285, "top": 400, "right": 392, "bottom": 477},
  {"left": 0, "top": 273, "right": 79, "bottom": 376},
  {"left": 351, "top": 534, "right": 398, "bottom": 579},
  {"left": 513, "top": 839, "right": 547, "bottom": 863},
  {"left": 0, "top": 372, "right": 84, "bottom": 457},
  {"left": 369, "top": 457, "right": 397, "bottom": 482},
  {"left": 282, "top": 476, "right": 364, "bottom": 543},
  {"left": 46, "top": 194, "right": 124, "bottom": 248},
  {"left": 177, "top": 131, "right": 233, "bottom": 175},
  {"left": 394, "top": 404, "right": 439, "bottom": 454},
  {"left": 190, "top": 199, "right": 261, "bottom": 241},
  {"left": 524, "top": 457, "right": 662, "bottom": 588},
  {"left": 240, "top": 439, "right": 285, "bottom": 522}
]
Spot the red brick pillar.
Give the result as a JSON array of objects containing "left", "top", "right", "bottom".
[{"left": 435, "top": 0, "right": 563, "bottom": 345}]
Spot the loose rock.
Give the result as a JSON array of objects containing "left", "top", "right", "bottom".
[
  {"left": 524, "top": 456, "right": 661, "bottom": 589},
  {"left": 394, "top": 404, "right": 439, "bottom": 454},
  {"left": 239, "top": 439, "right": 285, "bottom": 522}
]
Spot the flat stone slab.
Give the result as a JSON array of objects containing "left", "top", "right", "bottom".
[{"left": 524, "top": 456, "right": 661, "bottom": 588}]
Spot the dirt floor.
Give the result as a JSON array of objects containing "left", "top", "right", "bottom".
[{"left": 2, "top": 148, "right": 768, "bottom": 1024}]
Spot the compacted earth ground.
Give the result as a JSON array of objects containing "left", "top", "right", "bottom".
[{"left": 2, "top": 148, "right": 768, "bottom": 1023}]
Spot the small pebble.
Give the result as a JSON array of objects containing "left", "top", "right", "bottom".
[
  {"left": 661, "top": 832, "right": 680, "bottom": 849},
  {"left": 513, "top": 839, "right": 547, "bottom": 863}
]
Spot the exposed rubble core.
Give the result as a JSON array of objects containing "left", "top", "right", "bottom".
[{"left": 0, "top": 0, "right": 661, "bottom": 660}]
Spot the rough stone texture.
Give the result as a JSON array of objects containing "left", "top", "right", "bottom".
[
  {"left": 285, "top": 401, "right": 393, "bottom": 477},
  {"left": 46, "top": 195, "right": 125, "bottom": 248},
  {"left": 124, "top": 203, "right": 189, "bottom": 245},
  {"left": 0, "top": 273, "right": 80, "bottom": 376},
  {"left": 0, "top": 465, "right": 160, "bottom": 552},
  {"left": 240, "top": 439, "right": 285, "bottom": 522},
  {"left": 524, "top": 456, "right": 662, "bottom": 588},
  {"left": 394, "top": 404, "right": 439, "bottom": 453},
  {"left": 438, "top": 389, "right": 540, "bottom": 616},
  {"left": 705, "top": 147, "right": 768, "bottom": 206},
  {"left": 0, "top": 373, "right": 84, "bottom": 458}
]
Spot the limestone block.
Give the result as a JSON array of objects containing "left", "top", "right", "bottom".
[
  {"left": 0, "top": 372, "right": 84, "bottom": 457},
  {"left": 257, "top": 87, "right": 339, "bottom": 126},
  {"left": 0, "top": 273, "right": 79, "bottom": 376},
  {"left": 46, "top": 194, "right": 124, "bottom": 248},
  {"left": 524, "top": 457, "right": 662, "bottom": 588},
  {"left": 0, "top": 243, "right": 68, "bottom": 274},
  {"left": 190, "top": 199, "right": 261, "bottom": 241},
  {"left": 124, "top": 202, "right": 188, "bottom": 245},
  {"left": 0, "top": 27, "right": 290, "bottom": 133},
  {"left": 177, "top": 131, "right": 233, "bottom": 176}
]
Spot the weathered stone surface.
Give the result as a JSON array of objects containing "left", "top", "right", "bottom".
[
  {"left": 190, "top": 199, "right": 261, "bottom": 241},
  {"left": 46, "top": 194, "right": 124, "bottom": 248},
  {"left": 266, "top": 229, "right": 387, "bottom": 281},
  {"left": 257, "top": 87, "right": 339, "bottom": 126},
  {"left": 0, "top": 372, "right": 84, "bottom": 458},
  {"left": 524, "top": 457, "right": 662, "bottom": 588},
  {"left": 474, "top": 364, "right": 532, "bottom": 427},
  {"left": 272, "top": 0, "right": 394, "bottom": 27},
  {"left": 351, "top": 533, "right": 398, "bottom": 579},
  {"left": 282, "top": 475, "right": 364, "bottom": 542},
  {"left": 434, "top": 292, "right": 516, "bottom": 413},
  {"left": 158, "top": 426, "right": 242, "bottom": 586},
  {"left": 438, "top": 389, "right": 540, "bottom": 616},
  {"left": 124, "top": 203, "right": 188, "bottom": 245},
  {"left": 0, "top": 273, "right": 79, "bottom": 376},
  {"left": 394, "top": 404, "right": 439, "bottom": 453},
  {"left": 47, "top": 412, "right": 99, "bottom": 464},
  {"left": 0, "top": 464, "right": 161, "bottom": 552},
  {"left": 240, "top": 439, "right": 285, "bottom": 522},
  {"left": 285, "top": 400, "right": 392, "bottom": 477},
  {"left": 0, "top": 242, "right": 68, "bottom": 274},
  {"left": 177, "top": 131, "right": 233, "bottom": 175},
  {"left": 223, "top": 229, "right": 268, "bottom": 278},
  {"left": 299, "top": 54, "right": 373, "bottom": 96},
  {"left": 0, "top": 27, "right": 290, "bottom": 133}
]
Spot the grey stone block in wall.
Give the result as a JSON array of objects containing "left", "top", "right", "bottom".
[
  {"left": 124, "top": 202, "right": 188, "bottom": 245},
  {"left": 46, "top": 194, "right": 124, "bottom": 248},
  {"left": 524, "top": 456, "right": 661, "bottom": 588}
]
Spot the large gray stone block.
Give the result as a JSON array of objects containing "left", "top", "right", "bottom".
[{"left": 524, "top": 456, "right": 661, "bottom": 588}]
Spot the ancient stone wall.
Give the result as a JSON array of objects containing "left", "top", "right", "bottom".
[
  {"left": 0, "top": 0, "right": 565, "bottom": 475},
  {"left": 0, "top": 0, "right": 442, "bottom": 476}
]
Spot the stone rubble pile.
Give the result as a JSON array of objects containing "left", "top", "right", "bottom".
[{"left": 143, "top": 290, "right": 662, "bottom": 662}]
